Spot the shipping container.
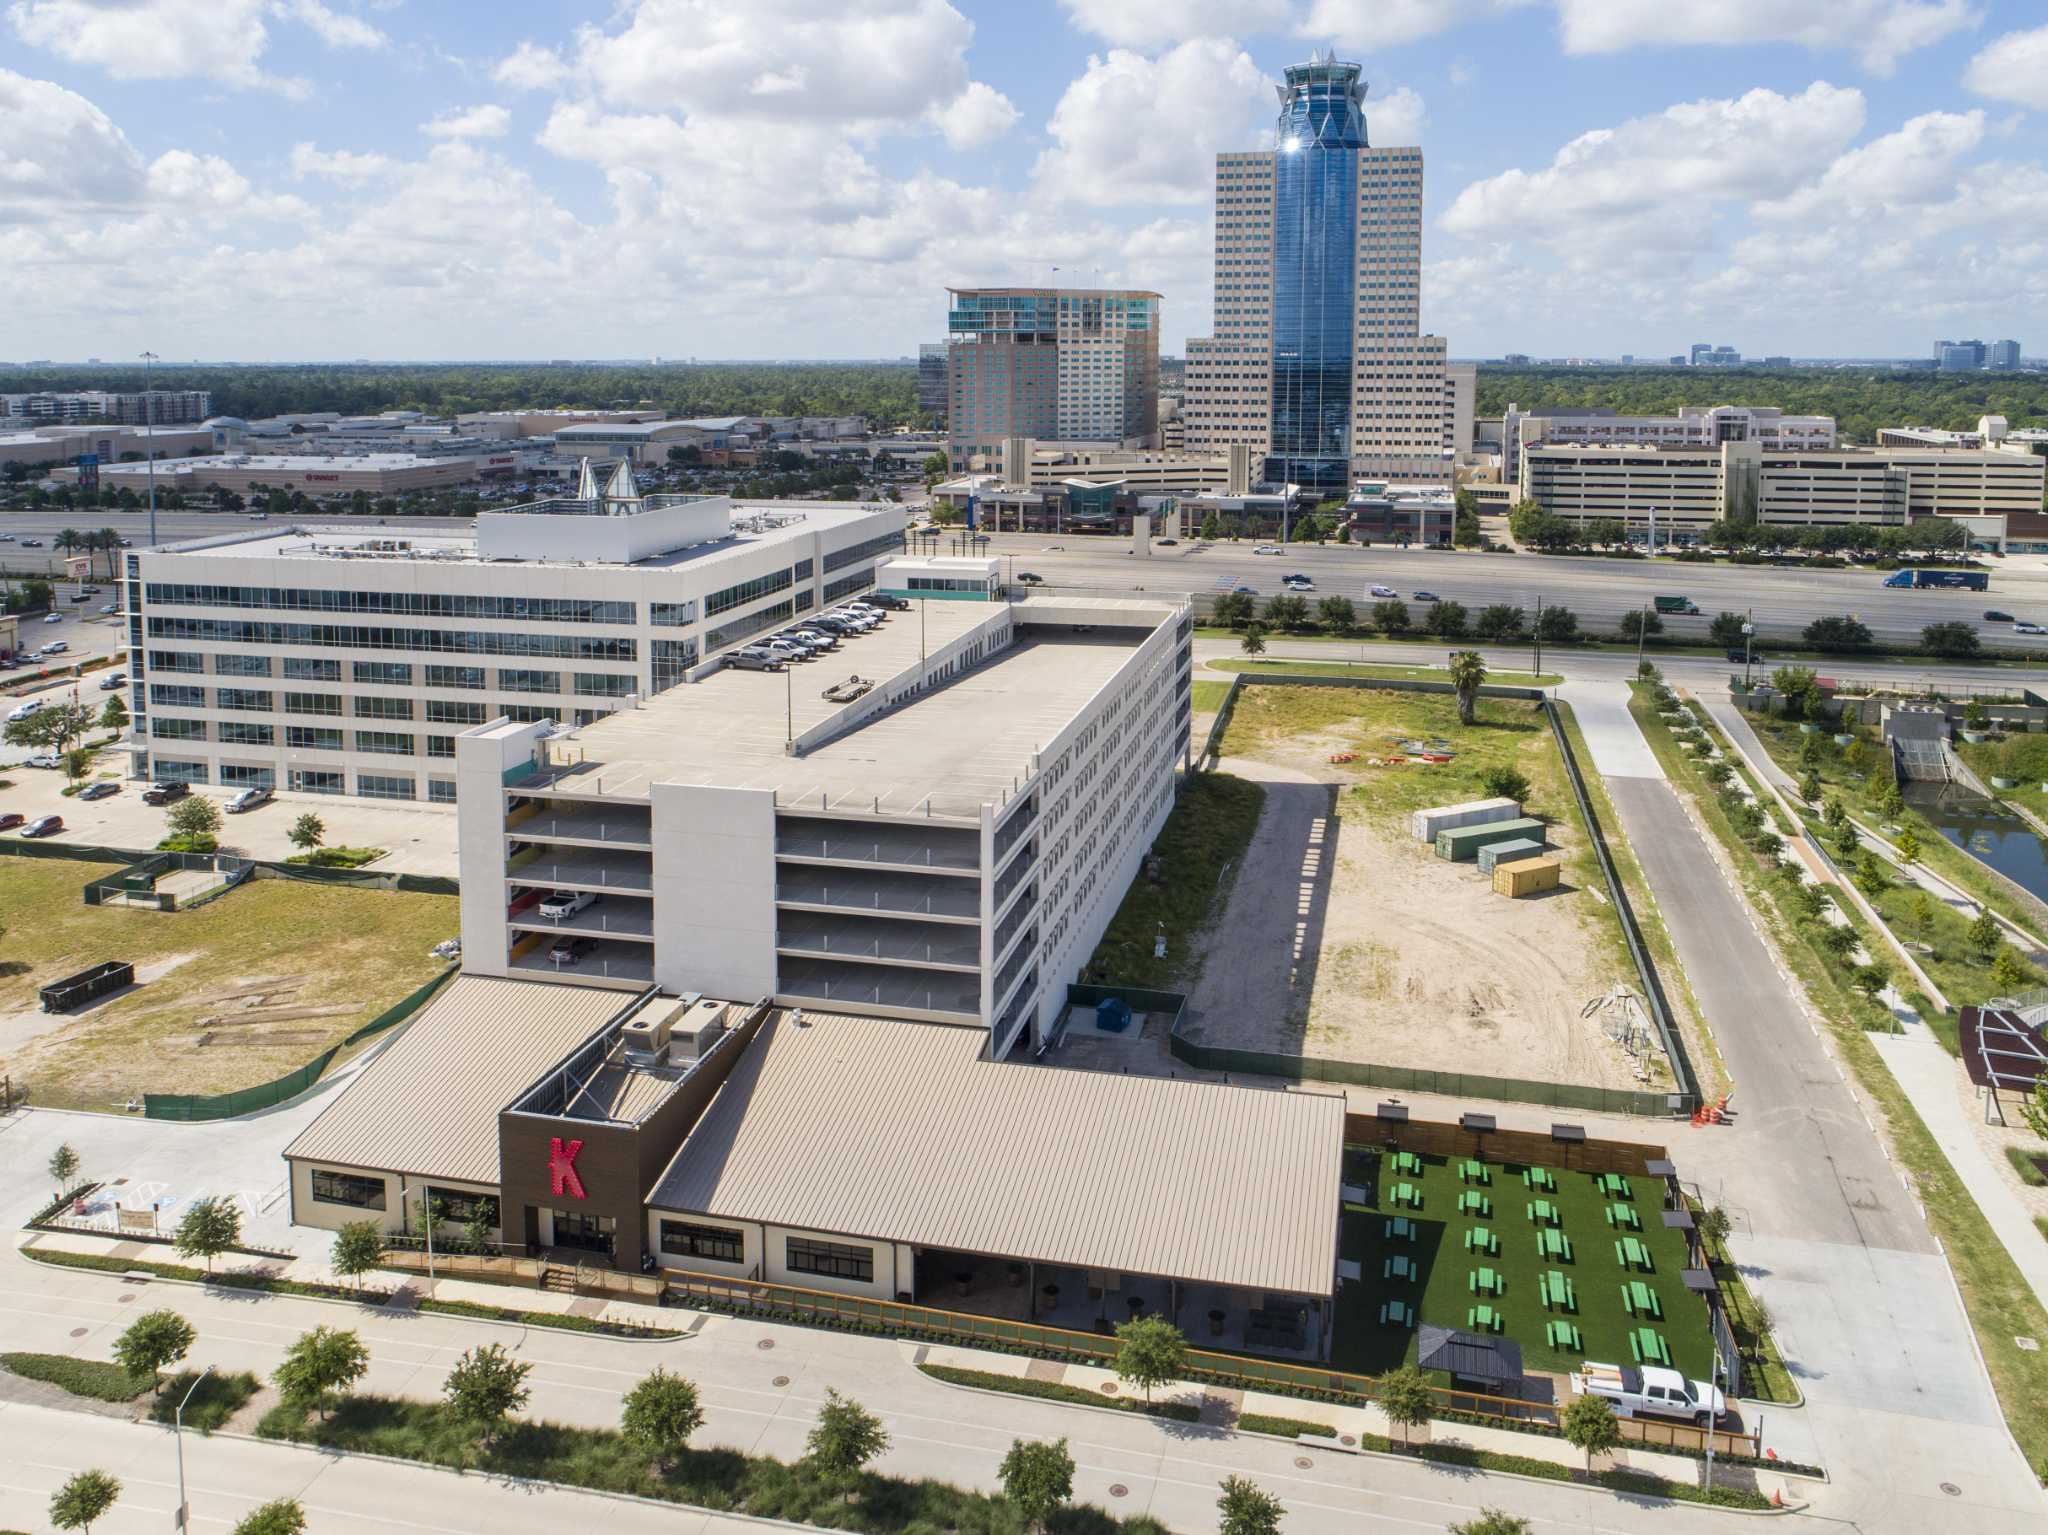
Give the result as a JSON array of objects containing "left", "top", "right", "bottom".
[
  {"left": 1494, "top": 857, "right": 1562, "bottom": 897},
  {"left": 1436, "top": 817, "right": 1546, "bottom": 861},
  {"left": 1477, "top": 836, "right": 1547, "bottom": 875},
  {"left": 1409, "top": 797, "right": 1520, "bottom": 843}
]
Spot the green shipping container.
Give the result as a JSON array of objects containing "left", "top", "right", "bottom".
[{"left": 1436, "top": 817, "right": 1546, "bottom": 861}]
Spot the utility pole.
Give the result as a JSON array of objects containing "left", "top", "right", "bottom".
[
  {"left": 1743, "top": 609, "right": 1756, "bottom": 690},
  {"left": 140, "top": 351, "right": 160, "bottom": 550},
  {"left": 1635, "top": 601, "right": 1649, "bottom": 675},
  {"left": 174, "top": 1363, "right": 213, "bottom": 1530},
  {"left": 1532, "top": 593, "right": 1543, "bottom": 679}
]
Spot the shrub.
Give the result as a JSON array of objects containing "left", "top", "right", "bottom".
[
  {"left": 113, "top": 1309, "right": 196, "bottom": 1392},
  {"left": 1217, "top": 1476, "right": 1285, "bottom": 1535},
  {"left": 274, "top": 1326, "right": 369, "bottom": 1421},
  {"left": 1114, "top": 1316, "right": 1186, "bottom": 1403},
  {"left": 999, "top": 1437, "right": 1075, "bottom": 1535},
  {"left": 444, "top": 1342, "right": 532, "bottom": 1443},
  {"left": 1478, "top": 765, "right": 1532, "bottom": 803},
  {"left": 620, "top": 1366, "right": 704, "bottom": 1470},
  {"left": 173, "top": 1197, "right": 241, "bottom": 1272},
  {"left": 49, "top": 1469, "right": 120, "bottom": 1534}
]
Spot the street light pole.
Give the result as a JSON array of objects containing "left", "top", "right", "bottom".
[
  {"left": 140, "top": 351, "right": 160, "bottom": 550},
  {"left": 174, "top": 1362, "right": 214, "bottom": 1530},
  {"left": 1743, "top": 610, "right": 1756, "bottom": 690},
  {"left": 1635, "top": 601, "right": 1649, "bottom": 675},
  {"left": 1532, "top": 592, "right": 1543, "bottom": 679}
]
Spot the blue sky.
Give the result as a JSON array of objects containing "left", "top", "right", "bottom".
[{"left": 3, "top": 1, "right": 2046, "bottom": 362}]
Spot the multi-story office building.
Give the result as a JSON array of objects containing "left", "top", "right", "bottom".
[
  {"left": 0, "top": 389, "right": 212, "bottom": 424},
  {"left": 945, "top": 288, "right": 1161, "bottom": 471},
  {"left": 1444, "top": 363, "right": 1476, "bottom": 459},
  {"left": 1689, "top": 344, "right": 1741, "bottom": 367},
  {"left": 1183, "top": 53, "right": 1450, "bottom": 492},
  {"left": 454, "top": 567, "right": 1192, "bottom": 1057},
  {"left": 122, "top": 476, "right": 905, "bottom": 802},
  {"left": 1501, "top": 404, "right": 1836, "bottom": 479},
  {"left": 1520, "top": 438, "right": 2045, "bottom": 545},
  {"left": 1936, "top": 339, "right": 1988, "bottom": 371},
  {"left": 917, "top": 342, "right": 949, "bottom": 427},
  {"left": 1990, "top": 339, "right": 2023, "bottom": 371}
]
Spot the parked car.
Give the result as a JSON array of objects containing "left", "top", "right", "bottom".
[
  {"left": 538, "top": 890, "right": 596, "bottom": 920},
  {"left": 787, "top": 627, "right": 839, "bottom": 651},
  {"left": 21, "top": 814, "right": 63, "bottom": 838},
  {"left": 866, "top": 595, "right": 911, "bottom": 611},
  {"left": 549, "top": 935, "right": 598, "bottom": 966},
  {"left": 1412, "top": 591, "right": 1442, "bottom": 603},
  {"left": 762, "top": 638, "right": 810, "bottom": 662},
  {"left": 79, "top": 781, "right": 119, "bottom": 801},
  {"left": 1016, "top": 571, "right": 1044, "bottom": 584},
  {"left": 728, "top": 646, "right": 786, "bottom": 671},
  {"left": 99, "top": 604, "right": 118, "bottom": 615},
  {"left": 42, "top": 612, "right": 63, "bottom": 623},
  {"left": 773, "top": 633, "right": 824, "bottom": 658},
  {"left": 1370, "top": 584, "right": 1397, "bottom": 598},
  {"left": 1984, "top": 609, "right": 2015, "bottom": 623},
  {"left": 42, "top": 641, "right": 67, "bottom": 654},
  {"left": 24, "top": 752, "right": 62, "bottom": 770},
  {"left": 140, "top": 781, "right": 190, "bottom": 805},
  {"left": 0, "top": 812, "right": 23, "bottom": 832},
  {"left": 99, "top": 671, "right": 126, "bottom": 691},
  {"left": 68, "top": 592, "right": 90, "bottom": 603},
  {"left": 226, "top": 785, "right": 273, "bottom": 813},
  {"left": 7, "top": 697, "right": 46, "bottom": 722}
]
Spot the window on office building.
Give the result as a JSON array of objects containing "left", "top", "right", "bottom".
[
  {"left": 214, "top": 654, "right": 272, "bottom": 677},
  {"left": 354, "top": 695, "right": 414, "bottom": 720},
  {"left": 426, "top": 699, "right": 488, "bottom": 725},
  {"left": 573, "top": 672, "right": 635, "bottom": 698},
  {"left": 283, "top": 691, "right": 342, "bottom": 716},
  {"left": 425, "top": 735, "right": 455, "bottom": 758},
  {"left": 217, "top": 688, "right": 273, "bottom": 712},
  {"left": 428, "top": 779, "right": 456, "bottom": 803},
  {"left": 151, "top": 718, "right": 207, "bottom": 741},
  {"left": 283, "top": 657, "right": 342, "bottom": 681},
  {"left": 659, "top": 1220, "right": 744, "bottom": 1263},
  {"left": 357, "top": 773, "right": 416, "bottom": 800},
  {"left": 497, "top": 669, "right": 561, "bottom": 694},
  {"left": 150, "top": 683, "right": 205, "bottom": 709},
  {"left": 218, "top": 721, "right": 274, "bottom": 746},
  {"left": 311, "top": 1169, "right": 385, "bottom": 1209},
  {"left": 785, "top": 1237, "right": 873, "bottom": 1283},
  {"left": 425, "top": 664, "right": 485, "bottom": 690},
  {"left": 354, "top": 730, "right": 414, "bottom": 756},
  {"left": 285, "top": 725, "right": 344, "bottom": 751},
  {"left": 353, "top": 660, "right": 413, "bottom": 686}
]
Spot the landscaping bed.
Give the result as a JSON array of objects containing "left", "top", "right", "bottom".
[
  {"left": 917, "top": 1363, "right": 1201, "bottom": 1422},
  {"left": 1, "top": 1351, "right": 147, "bottom": 1402},
  {"left": 147, "top": 1369, "right": 261, "bottom": 1431}
]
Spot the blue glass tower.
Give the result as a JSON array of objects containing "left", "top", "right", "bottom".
[{"left": 1266, "top": 54, "right": 1367, "bottom": 496}]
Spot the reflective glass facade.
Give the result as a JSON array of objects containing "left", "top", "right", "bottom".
[{"left": 1268, "top": 59, "right": 1367, "bottom": 495}]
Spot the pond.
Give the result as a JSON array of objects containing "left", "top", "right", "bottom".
[{"left": 1902, "top": 781, "right": 2048, "bottom": 905}]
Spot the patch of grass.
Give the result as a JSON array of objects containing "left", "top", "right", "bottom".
[
  {"left": 2006, "top": 1145, "right": 2048, "bottom": 1187},
  {"left": 147, "top": 1370, "right": 260, "bottom": 1432},
  {"left": 1211, "top": 659, "right": 1561, "bottom": 686},
  {"left": 1, "top": 1351, "right": 147, "bottom": 1402},
  {"left": 1331, "top": 1148, "right": 1712, "bottom": 1381},
  {"left": 1238, "top": 1412, "right": 1339, "bottom": 1438},
  {"left": 258, "top": 1392, "right": 1171, "bottom": 1535},
  {"left": 285, "top": 846, "right": 386, "bottom": 868},
  {"left": 0, "top": 852, "right": 454, "bottom": 1110},
  {"left": 918, "top": 1364, "right": 1201, "bottom": 1421},
  {"left": 1693, "top": 1217, "right": 1798, "bottom": 1406},
  {"left": 1189, "top": 679, "right": 1232, "bottom": 713},
  {"left": 1635, "top": 688, "right": 2048, "bottom": 1478},
  {"left": 1083, "top": 772, "right": 1265, "bottom": 990}
]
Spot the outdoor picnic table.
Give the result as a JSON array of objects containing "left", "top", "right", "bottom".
[
  {"left": 1384, "top": 1254, "right": 1416, "bottom": 1283},
  {"left": 1466, "top": 1304, "right": 1502, "bottom": 1333},
  {"left": 1459, "top": 1158, "right": 1488, "bottom": 1184},
  {"left": 1527, "top": 1198, "right": 1559, "bottom": 1226},
  {"left": 1457, "top": 1190, "right": 1491, "bottom": 1217},
  {"left": 1540, "top": 1270, "right": 1575, "bottom": 1310},
  {"left": 1545, "top": 1319, "right": 1582, "bottom": 1351},
  {"left": 1622, "top": 1279, "right": 1662, "bottom": 1319},
  {"left": 1605, "top": 1202, "right": 1641, "bottom": 1230},
  {"left": 1463, "top": 1225, "right": 1498, "bottom": 1255},
  {"left": 1597, "top": 1172, "right": 1634, "bottom": 1199},
  {"left": 1615, "top": 1236, "right": 1653, "bottom": 1272},
  {"left": 1379, "top": 1299, "right": 1415, "bottom": 1328},
  {"left": 1468, "top": 1266, "right": 1503, "bottom": 1296},
  {"left": 1392, "top": 1181, "right": 1420, "bottom": 1209},
  {"left": 1536, "top": 1227, "right": 1572, "bottom": 1262},
  {"left": 1384, "top": 1215, "right": 1416, "bottom": 1242},
  {"left": 1393, "top": 1150, "right": 1423, "bottom": 1176},
  {"left": 1523, "top": 1167, "right": 1557, "bottom": 1192},
  {"left": 1630, "top": 1326, "right": 1671, "bottom": 1366}
]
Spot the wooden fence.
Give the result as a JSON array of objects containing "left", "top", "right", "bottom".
[{"left": 1342, "top": 1112, "right": 1670, "bottom": 1178}]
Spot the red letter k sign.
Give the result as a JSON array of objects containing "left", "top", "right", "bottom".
[{"left": 549, "top": 1137, "right": 586, "bottom": 1200}]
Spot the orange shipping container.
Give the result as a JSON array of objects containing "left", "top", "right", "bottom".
[{"left": 1492, "top": 856, "right": 1561, "bottom": 898}]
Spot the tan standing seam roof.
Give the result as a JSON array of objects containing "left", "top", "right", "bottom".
[
  {"left": 649, "top": 1013, "right": 1345, "bottom": 1296},
  {"left": 284, "top": 974, "right": 627, "bottom": 1186}
]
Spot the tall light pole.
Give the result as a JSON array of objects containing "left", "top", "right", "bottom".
[
  {"left": 1635, "top": 600, "right": 1650, "bottom": 675},
  {"left": 174, "top": 1362, "right": 213, "bottom": 1530},
  {"left": 1742, "top": 611, "right": 1756, "bottom": 690},
  {"left": 140, "top": 351, "right": 160, "bottom": 550}
]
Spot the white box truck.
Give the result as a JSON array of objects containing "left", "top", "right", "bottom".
[{"left": 1570, "top": 1362, "right": 1726, "bottom": 1427}]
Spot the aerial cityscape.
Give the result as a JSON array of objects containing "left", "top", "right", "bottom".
[{"left": 5, "top": 5, "right": 2048, "bottom": 1535}]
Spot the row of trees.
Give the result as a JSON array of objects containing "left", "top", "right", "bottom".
[
  {"left": 1507, "top": 500, "right": 1977, "bottom": 558},
  {"left": 1216, "top": 590, "right": 1582, "bottom": 644}
]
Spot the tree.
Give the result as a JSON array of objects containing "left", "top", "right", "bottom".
[
  {"left": 166, "top": 794, "right": 223, "bottom": 841},
  {"left": 1372, "top": 598, "right": 1411, "bottom": 636},
  {"left": 1535, "top": 605, "right": 1579, "bottom": 643},
  {"left": 1212, "top": 591, "right": 1254, "bottom": 628},
  {"left": 231, "top": 1500, "right": 307, "bottom": 1535},
  {"left": 1969, "top": 908, "right": 2003, "bottom": 959},
  {"left": 1199, "top": 513, "right": 1221, "bottom": 541},
  {"left": 1832, "top": 820, "right": 1860, "bottom": 861},
  {"left": 805, "top": 1389, "right": 890, "bottom": 1498},
  {"left": 1964, "top": 696, "right": 1987, "bottom": 730},
  {"left": 329, "top": 1220, "right": 384, "bottom": 1293},
  {"left": 1794, "top": 881, "right": 1830, "bottom": 920},
  {"left": 444, "top": 1342, "right": 531, "bottom": 1443},
  {"left": 1798, "top": 769, "right": 1823, "bottom": 803},
  {"left": 288, "top": 812, "right": 326, "bottom": 852},
  {"left": 1448, "top": 651, "right": 1489, "bottom": 727},
  {"left": 1217, "top": 1475, "right": 1285, "bottom": 1535},
  {"left": 1588, "top": 517, "right": 1627, "bottom": 550},
  {"left": 1262, "top": 594, "right": 1310, "bottom": 630},
  {"left": 1425, "top": 599, "right": 1469, "bottom": 639},
  {"left": 1992, "top": 945, "right": 2032, "bottom": 995},
  {"left": 48, "top": 1469, "right": 120, "bottom": 1534},
  {"left": 1802, "top": 614, "right": 1873, "bottom": 653},
  {"left": 1240, "top": 622, "right": 1267, "bottom": 657},
  {"left": 48, "top": 1142, "right": 80, "bottom": 1196},
  {"left": 621, "top": 1366, "right": 705, "bottom": 1471},
  {"left": 113, "top": 1309, "right": 195, "bottom": 1392},
  {"left": 1451, "top": 1514, "right": 1532, "bottom": 1535},
  {"left": 1823, "top": 796, "right": 1852, "bottom": 832},
  {"left": 1474, "top": 604, "right": 1525, "bottom": 640},
  {"left": 99, "top": 694, "right": 128, "bottom": 731},
  {"left": 1708, "top": 611, "right": 1749, "bottom": 649},
  {"left": 1818, "top": 922, "right": 1859, "bottom": 958},
  {"left": 173, "top": 1196, "right": 241, "bottom": 1272},
  {"left": 1921, "top": 620, "right": 1981, "bottom": 659},
  {"left": 1561, "top": 1392, "right": 1621, "bottom": 1470},
  {"left": 921, "top": 451, "right": 949, "bottom": 487},
  {"left": 1854, "top": 855, "right": 1890, "bottom": 898},
  {"left": 274, "top": 1325, "right": 368, "bottom": 1420},
  {"left": 1895, "top": 827, "right": 1921, "bottom": 864},
  {"left": 999, "top": 1437, "right": 1075, "bottom": 1535},
  {"left": 1617, "top": 609, "right": 1663, "bottom": 642},
  {"left": 4, "top": 697, "right": 98, "bottom": 757},
  {"left": 1316, "top": 595, "right": 1357, "bottom": 634},
  {"left": 1114, "top": 1315, "right": 1185, "bottom": 1403},
  {"left": 1696, "top": 1205, "right": 1732, "bottom": 1257},
  {"left": 1377, "top": 1364, "right": 1434, "bottom": 1450},
  {"left": 1771, "top": 665, "right": 1819, "bottom": 720},
  {"left": 2021, "top": 1075, "right": 2048, "bottom": 1142},
  {"left": 1877, "top": 780, "right": 1905, "bottom": 819},
  {"left": 1853, "top": 962, "right": 1891, "bottom": 1002}
]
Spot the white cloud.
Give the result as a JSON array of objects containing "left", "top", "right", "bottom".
[
  {"left": 9, "top": 0, "right": 390, "bottom": 93},
  {"left": 1964, "top": 24, "right": 2048, "bottom": 112},
  {"left": 1442, "top": 83, "right": 1866, "bottom": 242},
  {"left": 1056, "top": 0, "right": 1289, "bottom": 47},
  {"left": 147, "top": 148, "right": 307, "bottom": 219},
  {"left": 281, "top": 0, "right": 383, "bottom": 50},
  {"left": 493, "top": 40, "right": 565, "bottom": 91},
  {"left": 288, "top": 142, "right": 394, "bottom": 181},
  {"left": 1369, "top": 85, "right": 1426, "bottom": 146},
  {"left": 1753, "top": 110, "right": 1985, "bottom": 220},
  {"left": 421, "top": 104, "right": 512, "bottom": 140},
  {"left": 1034, "top": 39, "right": 1269, "bottom": 206},
  {"left": 929, "top": 82, "right": 1019, "bottom": 150},
  {"left": 1303, "top": 0, "right": 1532, "bottom": 50},
  {"left": 1552, "top": 0, "right": 1980, "bottom": 77},
  {"left": 0, "top": 66, "right": 145, "bottom": 220}
]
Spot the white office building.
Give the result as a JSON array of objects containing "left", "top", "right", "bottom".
[
  {"left": 122, "top": 472, "right": 906, "bottom": 802},
  {"left": 452, "top": 571, "right": 1192, "bottom": 1057},
  {"left": 1502, "top": 405, "right": 1836, "bottom": 480}
]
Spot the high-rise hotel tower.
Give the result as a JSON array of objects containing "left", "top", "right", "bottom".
[{"left": 1183, "top": 53, "right": 1450, "bottom": 494}]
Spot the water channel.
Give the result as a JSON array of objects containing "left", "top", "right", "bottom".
[{"left": 1902, "top": 781, "right": 2048, "bottom": 905}]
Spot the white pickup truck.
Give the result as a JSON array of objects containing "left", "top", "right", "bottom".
[{"left": 1570, "top": 1362, "right": 1726, "bottom": 1427}]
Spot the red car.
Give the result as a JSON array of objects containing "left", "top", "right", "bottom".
[
  {"left": 0, "top": 812, "right": 24, "bottom": 832},
  {"left": 21, "top": 814, "right": 63, "bottom": 837}
]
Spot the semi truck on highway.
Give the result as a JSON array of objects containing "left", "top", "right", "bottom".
[{"left": 1883, "top": 568, "right": 1989, "bottom": 591}]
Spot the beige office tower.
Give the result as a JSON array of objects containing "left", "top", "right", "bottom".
[{"left": 1184, "top": 53, "right": 1449, "bottom": 493}]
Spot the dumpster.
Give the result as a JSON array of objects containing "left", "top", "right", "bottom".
[
  {"left": 1493, "top": 857, "right": 1562, "bottom": 898},
  {"left": 39, "top": 960, "right": 134, "bottom": 1013},
  {"left": 1476, "top": 836, "right": 1546, "bottom": 875},
  {"left": 1409, "top": 797, "right": 1519, "bottom": 844},
  {"left": 1095, "top": 997, "right": 1133, "bottom": 1033},
  {"left": 1435, "top": 817, "right": 1545, "bottom": 862}
]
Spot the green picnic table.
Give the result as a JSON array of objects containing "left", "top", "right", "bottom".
[
  {"left": 1526, "top": 1198, "right": 1559, "bottom": 1226},
  {"left": 1392, "top": 1150, "right": 1423, "bottom": 1176},
  {"left": 1383, "top": 1215, "right": 1416, "bottom": 1242},
  {"left": 1459, "top": 1158, "right": 1489, "bottom": 1185},
  {"left": 1614, "top": 1235, "right": 1653, "bottom": 1272},
  {"left": 1597, "top": 1172, "right": 1634, "bottom": 1199},
  {"left": 1457, "top": 1190, "right": 1491, "bottom": 1217},
  {"left": 1466, "top": 1304, "right": 1502, "bottom": 1333},
  {"left": 1536, "top": 1227, "right": 1573, "bottom": 1263},
  {"left": 1379, "top": 1299, "right": 1415, "bottom": 1328},
  {"left": 1463, "top": 1225, "right": 1498, "bottom": 1255},
  {"left": 1539, "top": 1270, "right": 1575, "bottom": 1311},
  {"left": 1545, "top": 1319, "right": 1582, "bottom": 1351},
  {"left": 1468, "top": 1266, "right": 1503, "bottom": 1296},
  {"left": 1605, "top": 1202, "right": 1641, "bottom": 1230},
  {"left": 1392, "top": 1181, "right": 1420, "bottom": 1209},
  {"left": 1621, "top": 1279, "right": 1662, "bottom": 1319},
  {"left": 1383, "top": 1254, "right": 1417, "bottom": 1283},
  {"left": 1523, "top": 1167, "right": 1557, "bottom": 1193},
  {"left": 1629, "top": 1327, "right": 1671, "bottom": 1366}
]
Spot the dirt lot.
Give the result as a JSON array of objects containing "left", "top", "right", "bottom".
[
  {"left": 0, "top": 854, "right": 456, "bottom": 1111},
  {"left": 1181, "top": 686, "right": 1660, "bottom": 1092}
]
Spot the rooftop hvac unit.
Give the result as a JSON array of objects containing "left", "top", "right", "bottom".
[
  {"left": 620, "top": 1010, "right": 673, "bottom": 1065},
  {"left": 668, "top": 996, "right": 730, "bottom": 1062}
]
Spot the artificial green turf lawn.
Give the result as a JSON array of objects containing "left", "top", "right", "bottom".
[{"left": 1330, "top": 1146, "right": 1712, "bottom": 1383}]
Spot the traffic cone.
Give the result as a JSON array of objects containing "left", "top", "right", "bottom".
[{"left": 1771, "top": 1490, "right": 1783, "bottom": 1508}]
